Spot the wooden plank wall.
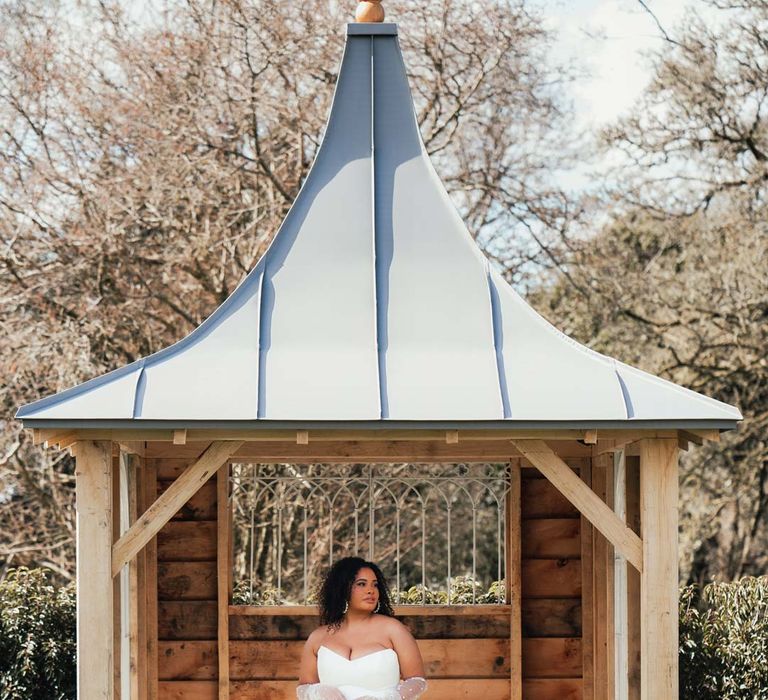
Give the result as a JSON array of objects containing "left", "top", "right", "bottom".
[
  {"left": 153, "top": 457, "right": 219, "bottom": 699},
  {"left": 150, "top": 457, "right": 592, "bottom": 700},
  {"left": 520, "top": 457, "right": 585, "bottom": 700}
]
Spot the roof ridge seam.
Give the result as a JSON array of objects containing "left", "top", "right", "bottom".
[{"left": 486, "top": 263, "right": 510, "bottom": 419}]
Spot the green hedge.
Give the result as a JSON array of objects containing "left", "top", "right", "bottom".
[
  {"left": 680, "top": 575, "right": 768, "bottom": 699},
  {"left": 1, "top": 568, "right": 766, "bottom": 698},
  {"left": 0, "top": 568, "right": 76, "bottom": 700}
]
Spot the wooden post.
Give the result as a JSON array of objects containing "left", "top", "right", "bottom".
[
  {"left": 605, "top": 460, "right": 615, "bottom": 700},
  {"left": 505, "top": 459, "right": 522, "bottom": 700},
  {"left": 639, "top": 439, "right": 679, "bottom": 700},
  {"left": 111, "top": 451, "right": 122, "bottom": 700},
  {"left": 613, "top": 450, "right": 628, "bottom": 700},
  {"left": 580, "top": 460, "right": 595, "bottom": 700},
  {"left": 144, "top": 458, "right": 159, "bottom": 700},
  {"left": 75, "top": 440, "right": 114, "bottom": 700},
  {"left": 592, "top": 456, "right": 609, "bottom": 700},
  {"left": 625, "top": 456, "right": 641, "bottom": 700},
  {"left": 217, "top": 464, "right": 231, "bottom": 700}
]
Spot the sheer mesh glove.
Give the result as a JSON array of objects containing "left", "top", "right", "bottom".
[
  {"left": 296, "top": 683, "right": 347, "bottom": 700},
  {"left": 356, "top": 677, "right": 428, "bottom": 700}
]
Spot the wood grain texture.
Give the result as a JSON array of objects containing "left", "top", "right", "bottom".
[
  {"left": 513, "top": 440, "right": 642, "bottom": 572},
  {"left": 625, "top": 456, "right": 641, "bottom": 700},
  {"left": 217, "top": 466, "right": 230, "bottom": 699},
  {"left": 507, "top": 461, "right": 522, "bottom": 699},
  {"left": 75, "top": 440, "right": 114, "bottom": 700},
  {"left": 580, "top": 461, "right": 594, "bottom": 700},
  {"left": 639, "top": 439, "right": 679, "bottom": 700},
  {"left": 157, "top": 678, "right": 583, "bottom": 700},
  {"left": 112, "top": 441, "right": 242, "bottom": 575}
]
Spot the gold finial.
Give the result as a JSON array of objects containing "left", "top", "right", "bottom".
[{"left": 355, "top": 0, "right": 384, "bottom": 22}]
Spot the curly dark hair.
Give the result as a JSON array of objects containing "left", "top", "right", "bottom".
[{"left": 318, "top": 556, "right": 395, "bottom": 629}]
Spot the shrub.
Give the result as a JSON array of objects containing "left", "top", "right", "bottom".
[
  {"left": 0, "top": 567, "right": 76, "bottom": 700},
  {"left": 680, "top": 575, "right": 768, "bottom": 699}
]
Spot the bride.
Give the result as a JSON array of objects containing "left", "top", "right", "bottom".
[{"left": 297, "top": 557, "right": 428, "bottom": 700}]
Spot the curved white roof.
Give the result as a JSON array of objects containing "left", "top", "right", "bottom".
[{"left": 16, "top": 24, "right": 741, "bottom": 428}]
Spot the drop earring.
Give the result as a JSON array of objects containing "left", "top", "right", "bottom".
[{"left": 343, "top": 600, "right": 349, "bottom": 614}]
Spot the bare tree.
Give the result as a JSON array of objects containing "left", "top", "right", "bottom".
[
  {"left": 0, "top": 0, "right": 576, "bottom": 580},
  {"left": 534, "top": 0, "right": 768, "bottom": 583}
]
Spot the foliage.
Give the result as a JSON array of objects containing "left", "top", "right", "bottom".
[
  {"left": 231, "top": 576, "right": 506, "bottom": 606},
  {"left": 680, "top": 576, "right": 768, "bottom": 699},
  {"left": 0, "top": 567, "right": 76, "bottom": 700}
]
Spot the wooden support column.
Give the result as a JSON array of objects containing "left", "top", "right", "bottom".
[
  {"left": 613, "top": 451, "right": 628, "bottom": 700},
  {"left": 144, "top": 457, "right": 159, "bottom": 700},
  {"left": 75, "top": 440, "right": 114, "bottom": 700},
  {"left": 111, "top": 451, "right": 121, "bottom": 700},
  {"left": 639, "top": 439, "right": 679, "bottom": 700},
  {"left": 580, "top": 460, "right": 595, "bottom": 700},
  {"left": 625, "top": 456, "right": 641, "bottom": 700},
  {"left": 217, "top": 464, "right": 231, "bottom": 700},
  {"left": 505, "top": 459, "right": 522, "bottom": 700},
  {"left": 591, "top": 455, "right": 613, "bottom": 700}
]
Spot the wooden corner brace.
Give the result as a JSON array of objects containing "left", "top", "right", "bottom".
[
  {"left": 511, "top": 439, "right": 643, "bottom": 573},
  {"left": 111, "top": 440, "right": 243, "bottom": 577}
]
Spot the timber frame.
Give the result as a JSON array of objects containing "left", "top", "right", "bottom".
[{"left": 45, "top": 425, "right": 720, "bottom": 700}]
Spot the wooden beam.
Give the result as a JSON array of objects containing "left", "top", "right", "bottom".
[
  {"left": 580, "top": 460, "right": 595, "bottom": 700},
  {"left": 512, "top": 440, "right": 643, "bottom": 573},
  {"left": 146, "top": 438, "right": 594, "bottom": 462},
  {"left": 677, "top": 429, "right": 703, "bottom": 446},
  {"left": 584, "top": 430, "right": 598, "bottom": 445},
  {"left": 639, "top": 439, "right": 679, "bottom": 700},
  {"left": 43, "top": 430, "right": 78, "bottom": 450},
  {"left": 119, "top": 441, "right": 146, "bottom": 457},
  {"left": 144, "top": 459, "right": 159, "bottom": 700},
  {"left": 605, "top": 459, "right": 616, "bottom": 700},
  {"left": 592, "top": 457, "right": 609, "bottom": 700},
  {"left": 681, "top": 428, "right": 719, "bottom": 443},
  {"left": 172, "top": 430, "right": 187, "bottom": 446},
  {"left": 126, "top": 457, "right": 141, "bottom": 700},
  {"left": 111, "top": 440, "right": 243, "bottom": 577},
  {"left": 296, "top": 430, "right": 309, "bottom": 445},
  {"left": 445, "top": 430, "right": 459, "bottom": 444},
  {"left": 38, "top": 427, "right": 681, "bottom": 445},
  {"left": 625, "top": 456, "right": 641, "bottom": 700},
  {"left": 506, "top": 460, "right": 522, "bottom": 700},
  {"left": 613, "top": 451, "right": 629, "bottom": 700},
  {"left": 217, "top": 465, "right": 230, "bottom": 700},
  {"left": 74, "top": 440, "right": 114, "bottom": 700},
  {"left": 111, "top": 453, "right": 122, "bottom": 700}
]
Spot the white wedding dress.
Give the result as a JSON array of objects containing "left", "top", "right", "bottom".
[{"left": 317, "top": 646, "right": 401, "bottom": 700}]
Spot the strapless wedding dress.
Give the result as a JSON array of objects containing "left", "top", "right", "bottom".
[{"left": 317, "top": 646, "right": 401, "bottom": 700}]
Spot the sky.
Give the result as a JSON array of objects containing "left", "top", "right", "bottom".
[
  {"left": 531, "top": 0, "right": 722, "bottom": 193},
  {"left": 539, "top": 0, "right": 701, "bottom": 130}
]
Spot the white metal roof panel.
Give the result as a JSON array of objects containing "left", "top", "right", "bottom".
[
  {"left": 372, "top": 36, "right": 502, "bottom": 419},
  {"left": 489, "top": 269, "right": 627, "bottom": 420},
  {"left": 136, "top": 267, "right": 263, "bottom": 419},
  {"left": 258, "top": 35, "right": 380, "bottom": 419},
  {"left": 18, "top": 365, "right": 142, "bottom": 420},
  {"left": 15, "top": 23, "right": 742, "bottom": 428},
  {"left": 615, "top": 363, "right": 741, "bottom": 421}
]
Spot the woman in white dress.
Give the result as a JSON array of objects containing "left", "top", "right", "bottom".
[{"left": 297, "top": 557, "right": 428, "bottom": 700}]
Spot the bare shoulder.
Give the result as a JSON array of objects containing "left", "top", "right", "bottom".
[
  {"left": 305, "top": 625, "right": 328, "bottom": 651},
  {"left": 381, "top": 615, "right": 412, "bottom": 638}
]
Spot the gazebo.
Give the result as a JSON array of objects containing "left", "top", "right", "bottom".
[{"left": 17, "top": 6, "right": 741, "bottom": 700}]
